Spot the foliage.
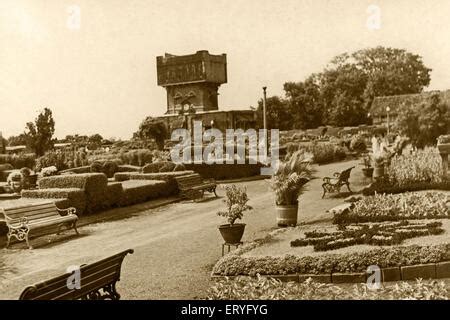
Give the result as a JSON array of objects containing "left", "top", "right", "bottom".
[
  {"left": 40, "top": 166, "right": 58, "bottom": 177},
  {"left": 22, "top": 188, "right": 87, "bottom": 215},
  {"left": 395, "top": 94, "right": 450, "bottom": 148},
  {"left": 270, "top": 151, "right": 313, "bottom": 206},
  {"left": 208, "top": 276, "right": 448, "bottom": 300},
  {"left": 256, "top": 96, "right": 292, "bottom": 130},
  {"left": 387, "top": 147, "right": 443, "bottom": 186},
  {"left": 0, "top": 153, "right": 36, "bottom": 169},
  {"left": 291, "top": 221, "right": 444, "bottom": 251},
  {"left": 363, "top": 180, "right": 450, "bottom": 196},
  {"left": 24, "top": 108, "right": 56, "bottom": 156},
  {"left": 136, "top": 116, "right": 168, "bottom": 150},
  {"left": 438, "top": 134, "right": 450, "bottom": 144},
  {"left": 283, "top": 76, "right": 324, "bottom": 129},
  {"left": 333, "top": 192, "right": 449, "bottom": 224},
  {"left": 286, "top": 142, "right": 346, "bottom": 165},
  {"left": 119, "top": 180, "right": 167, "bottom": 206},
  {"left": 349, "top": 134, "right": 367, "bottom": 153},
  {"left": 217, "top": 185, "right": 252, "bottom": 225},
  {"left": 212, "top": 244, "right": 447, "bottom": 276}
]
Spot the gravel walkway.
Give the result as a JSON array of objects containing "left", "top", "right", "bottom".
[{"left": 0, "top": 159, "right": 362, "bottom": 299}]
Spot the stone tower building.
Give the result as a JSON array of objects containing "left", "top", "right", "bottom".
[{"left": 156, "top": 50, "right": 227, "bottom": 114}]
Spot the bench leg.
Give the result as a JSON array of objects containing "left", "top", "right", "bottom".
[
  {"left": 5, "top": 231, "right": 11, "bottom": 249},
  {"left": 213, "top": 187, "right": 218, "bottom": 197},
  {"left": 73, "top": 221, "right": 80, "bottom": 235},
  {"left": 25, "top": 233, "right": 33, "bottom": 250},
  {"left": 321, "top": 184, "right": 327, "bottom": 198},
  {"left": 346, "top": 183, "right": 352, "bottom": 193}
]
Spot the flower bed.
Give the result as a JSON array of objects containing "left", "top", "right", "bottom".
[
  {"left": 212, "top": 244, "right": 449, "bottom": 276},
  {"left": 208, "top": 276, "right": 449, "bottom": 300},
  {"left": 333, "top": 192, "right": 449, "bottom": 224},
  {"left": 291, "top": 221, "right": 444, "bottom": 251}
]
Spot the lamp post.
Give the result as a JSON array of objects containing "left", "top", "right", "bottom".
[
  {"left": 386, "top": 106, "right": 390, "bottom": 135},
  {"left": 262, "top": 86, "right": 267, "bottom": 131}
]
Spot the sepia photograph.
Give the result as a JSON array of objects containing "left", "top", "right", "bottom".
[{"left": 1, "top": 0, "right": 450, "bottom": 310}]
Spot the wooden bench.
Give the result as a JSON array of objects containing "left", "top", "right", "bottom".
[
  {"left": 19, "top": 249, "right": 134, "bottom": 300},
  {"left": 2, "top": 202, "right": 79, "bottom": 249},
  {"left": 175, "top": 173, "right": 217, "bottom": 201},
  {"left": 321, "top": 166, "right": 355, "bottom": 198}
]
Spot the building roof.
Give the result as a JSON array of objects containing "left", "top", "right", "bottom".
[{"left": 370, "top": 89, "right": 450, "bottom": 116}]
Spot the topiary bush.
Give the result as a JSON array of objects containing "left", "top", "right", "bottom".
[
  {"left": 102, "top": 160, "right": 118, "bottom": 178},
  {"left": 105, "top": 182, "right": 124, "bottom": 208},
  {"left": 21, "top": 188, "right": 87, "bottom": 215},
  {"left": 119, "top": 180, "right": 167, "bottom": 206}
]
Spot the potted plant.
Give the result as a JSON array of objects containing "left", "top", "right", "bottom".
[
  {"left": 217, "top": 185, "right": 252, "bottom": 244},
  {"left": 437, "top": 135, "right": 450, "bottom": 154},
  {"left": 361, "top": 154, "right": 374, "bottom": 178},
  {"left": 270, "top": 150, "right": 313, "bottom": 227}
]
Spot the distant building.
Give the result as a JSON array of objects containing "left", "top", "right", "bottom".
[
  {"left": 157, "top": 50, "right": 227, "bottom": 114},
  {"left": 369, "top": 89, "right": 450, "bottom": 125},
  {"left": 154, "top": 51, "right": 258, "bottom": 139}
]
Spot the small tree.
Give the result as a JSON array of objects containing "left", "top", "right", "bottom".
[
  {"left": 396, "top": 94, "right": 450, "bottom": 148},
  {"left": 25, "top": 108, "right": 55, "bottom": 156},
  {"left": 137, "top": 116, "right": 168, "bottom": 150}
]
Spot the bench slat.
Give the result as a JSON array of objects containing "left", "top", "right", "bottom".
[
  {"left": 4, "top": 203, "right": 56, "bottom": 214},
  {"left": 19, "top": 249, "right": 133, "bottom": 300}
]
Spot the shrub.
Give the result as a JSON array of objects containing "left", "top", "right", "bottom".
[
  {"left": 287, "top": 142, "right": 347, "bottom": 165},
  {"left": 173, "top": 163, "right": 186, "bottom": 171},
  {"left": 118, "top": 171, "right": 194, "bottom": 195},
  {"left": 119, "top": 180, "right": 167, "bottom": 206},
  {"left": 333, "top": 192, "right": 449, "bottom": 224},
  {"left": 21, "top": 188, "right": 87, "bottom": 215},
  {"left": 212, "top": 244, "right": 448, "bottom": 276},
  {"left": 90, "top": 161, "right": 103, "bottom": 173},
  {"left": 102, "top": 161, "right": 118, "bottom": 178},
  {"left": 105, "top": 182, "right": 124, "bottom": 207},
  {"left": 387, "top": 147, "right": 443, "bottom": 186},
  {"left": 362, "top": 180, "right": 450, "bottom": 196},
  {"left": 208, "top": 276, "right": 449, "bottom": 300},
  {"left": 183, "top": 163, "right": 263, "bottom": 180},
  {"left": 40, "top": 166, "right": 58, "bottom": 177},
  {"left": 0, "top": 153, "right": 36, "bottom": 169},
  {"left": 349, "top": 134, "right": 367, "bottom": 153},
  {"left": 38, "top": 173, "right": 108, "bottom": 213}
]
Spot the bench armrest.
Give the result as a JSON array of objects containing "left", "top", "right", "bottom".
[
  {"left": 7, "top": 216, "right": 29, "bottom": 229},
  {"left": 57, "top": 207, "right": 77, "bottom": 216},
  {"left": 333, "top": 172, "right": 341, "bottom": 178}
]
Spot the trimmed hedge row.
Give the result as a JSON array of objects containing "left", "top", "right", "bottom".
[
  {"left": 21, "top": 188, "right": 87, "bottom": 215},
  {"left": 37, "top": 173, "right": 108, "bottom": 213},
  {"left": 59, "top": 166, "right": 91, "bottom": 175},
  {"left": 105, "top": 182, "right": 124, "bottom": 208},
  {"left": 119, "top": 180, "right": 167, "bottom": 206},
  {"left": 362, "top": 180, "right": 450, "bottom": 196},
  {"left": 212, "top": 244, "right": 450, "bottom": 276},
  {"left": 183, "top": 163, "right": 263, "bottom": 180},
  {"left": 117, "top": 165, "right": 142, "bottom": 172},
  {"left": 0, "top": 154, "right": 36, "bottom": 169}
]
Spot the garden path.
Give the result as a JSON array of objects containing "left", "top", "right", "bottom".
[{"left": 0, "top": 159, "right": 363, "bottom": 299}]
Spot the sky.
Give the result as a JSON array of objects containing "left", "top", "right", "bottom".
[{"left": 1, "top": 0, "right": 450, "bottom": 140}]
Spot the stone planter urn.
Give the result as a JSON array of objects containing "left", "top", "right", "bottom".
[{"left": 437, "top": 135, "right": 450, "bottom": 179}]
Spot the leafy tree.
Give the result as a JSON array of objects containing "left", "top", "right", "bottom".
[
  {"left": 257, "top": 96, "right": 291, "bottom": 130},
  {"left": 137, "top": 116, "right": 168, "bottom": 150},
  {"left": 25, "top": 108, "right": 55, "bottom": 156},
  {"left": 7, "top": 134, "right": 28, "bottom": 146},
  {"left": 284, "top": 75, "right": 324, "bottom": 129},
  {"left": 88, "top": 134, "right": 103, "bottom": 150},
  {"left": 395, "top": 94, "right": 450, "bottom": 148}
]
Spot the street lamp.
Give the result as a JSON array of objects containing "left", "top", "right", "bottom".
[
  {"left": 386, "top": 106, "right": 391, "bottom": 135},
  {"left": 262, "top": 86, "right": 267, "bottom": 131}
]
